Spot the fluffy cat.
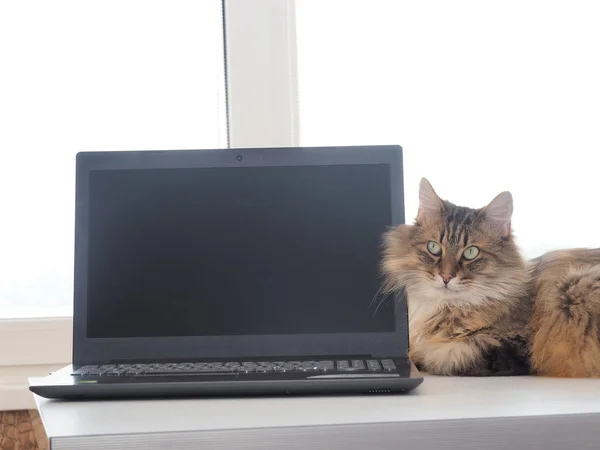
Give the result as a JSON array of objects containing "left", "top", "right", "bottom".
[{"left": 382, "top": 178, "right": 600, "bottom": 377}]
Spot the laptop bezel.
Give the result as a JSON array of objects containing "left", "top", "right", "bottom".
[{"left": 72, "top": 145, "right": 408, "bottom": 365}]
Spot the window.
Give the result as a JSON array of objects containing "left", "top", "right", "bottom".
[
  {"left": 295, "top": 0, "right": 600, "bottom": 258},
  {"left": 0, "top": 0, "right": 227, "bottom": 319}
]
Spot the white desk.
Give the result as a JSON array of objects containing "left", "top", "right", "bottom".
[{"left": 32, "top": 375, "right": 600, "bottom": 450}]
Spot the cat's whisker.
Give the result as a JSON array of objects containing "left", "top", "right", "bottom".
[
  {"left": 368, "top": 284, "right": 385, "bottom": 310},
  {"left": 372, "top": 290, "right": 392, "bottom": 316}
]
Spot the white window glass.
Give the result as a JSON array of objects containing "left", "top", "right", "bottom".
[
  {"left": 295, "top": 0, "right": 600, "bottom": 258},
  {"left": 0, "top": 0, "right": 227, "bottom": 319}
]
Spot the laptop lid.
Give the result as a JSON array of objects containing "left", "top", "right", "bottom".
[{"left": 72, "top": 145, "right": 407, "bottom": 365}]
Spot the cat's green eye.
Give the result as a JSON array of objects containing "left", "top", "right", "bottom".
[
  {"left": 463, "top": 246, "right": 480, "bottom": 260},
  {"left": 427, "top": 240, "right": 442, "bottom": 256}
]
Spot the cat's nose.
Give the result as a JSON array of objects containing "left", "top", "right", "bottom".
[{"left": 440, "top": 273, "right": 454, "bottom": 285}]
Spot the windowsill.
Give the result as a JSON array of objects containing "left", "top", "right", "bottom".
[
  {"left": 0, "top": 308, "right": 73, "bottom": 320},
  {"left": 0, "top": 317, "right": 71, "bottom": 411},
  {"left": 0, "top": 364, "right": 65, "bottom": 410}
]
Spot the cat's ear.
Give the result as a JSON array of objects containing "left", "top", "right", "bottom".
[
  {"left": 483, "top": 191, "right": 513, "bottom": 237},
  {"left": 417, "top": 178, "right": 443, "bottom": 224}
]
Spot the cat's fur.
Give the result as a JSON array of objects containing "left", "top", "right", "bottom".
[{"left": 382, "top": 178, "right": 600, "bottom": 377}]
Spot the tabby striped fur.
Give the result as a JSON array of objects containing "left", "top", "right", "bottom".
[{"left": 382, "top": 178, "right": 600, "bottom": 377}]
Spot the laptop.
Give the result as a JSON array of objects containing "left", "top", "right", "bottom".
[{"left": 29, "top": 145, "right": 423, "bottom": 400}]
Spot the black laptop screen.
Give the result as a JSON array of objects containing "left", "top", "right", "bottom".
[{"left": 86, "top": 164, "right": 395, "bottom": 338}]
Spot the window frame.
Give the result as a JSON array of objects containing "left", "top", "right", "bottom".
[{"left": 0, "top": 0, "right": 300, "bottom": 410}]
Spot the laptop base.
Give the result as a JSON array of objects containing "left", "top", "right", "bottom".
[{"left": 30, "top": 358, "right": 423, "bottom": 400}]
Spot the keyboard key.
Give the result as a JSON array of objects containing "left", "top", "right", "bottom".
[
  {"left": 351, "top": 360, "right": 366, "bottom": 370},
  {"left": 367, "top": 360, "right": 382, "bottom": 371},
  {"left": 381, "top": 359, "right": 397, "bottom": 371},
  {"left": 316, "top": 361, "right": 335, "bottom": 371},
  {"left": 336, "top": 360, "right": 350, "bottom": 370}
]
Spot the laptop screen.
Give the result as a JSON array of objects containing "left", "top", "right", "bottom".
[{"left": 86, "top": 164, "right": 395, "bottom": 338}]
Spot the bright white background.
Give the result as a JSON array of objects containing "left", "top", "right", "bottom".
[
  {"left": 295, "top": 0, "right": 600, "bottom": 259},
  {"left": 0, "top": 0, "right": 227, "bottom": 319}
]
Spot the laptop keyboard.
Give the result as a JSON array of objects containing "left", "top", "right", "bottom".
[{"left": 71, "top": 359, "right": 397, "bottom": 376}]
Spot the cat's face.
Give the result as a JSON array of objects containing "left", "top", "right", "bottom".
[{"left": 383, "top": 178, "right": 526, "bottom": 308}]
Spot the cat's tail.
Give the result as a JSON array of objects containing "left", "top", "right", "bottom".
[{"left": 530, "top": 264, "right": 600, "bottom": 377}]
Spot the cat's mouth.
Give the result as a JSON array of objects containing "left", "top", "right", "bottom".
[{"left": 433, "top": 276, "right": 462, "bottom": 292}]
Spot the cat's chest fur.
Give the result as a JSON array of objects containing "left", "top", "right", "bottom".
[{"left": 408, "top": 291, "right": 501, "bottom": 375}]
